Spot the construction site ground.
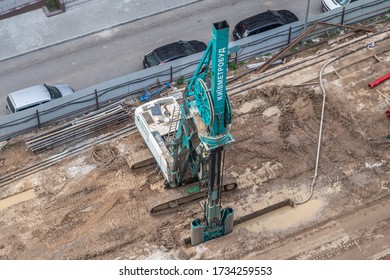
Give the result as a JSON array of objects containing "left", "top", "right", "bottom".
[{"left": 0, "top": 18, "right": 389, "bottom": 260}]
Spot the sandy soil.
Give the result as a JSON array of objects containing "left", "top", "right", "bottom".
[{"left": 0, "top": 21, "right": 389, "bottom": 260}]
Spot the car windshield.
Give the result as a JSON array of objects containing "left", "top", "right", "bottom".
[
  {"left": 181, "top": 42, "right": 196, "bottom": 55},
  {"left": 145, "top": 52, "right": 160, "bottom": 67},
  {"left": 44, "top": 84, "right": 62, "bottom": 99},
  {"left": 155, "top": 42, "right": 194, "bottom": 62},
  {"left": 335, "top": 0, "right": 350, "bottom": 4},
  {"left": 6, "top": 96, "right": 15, "bottom": 113},
  {"left": 236, "top": 23, "right": 247, "bottom": 36},
  {"left": 272, "top": 10, "right": 284, "bottom": 22}
]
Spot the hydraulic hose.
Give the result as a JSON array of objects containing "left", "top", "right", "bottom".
[{"left": 295, "top": 56, "right": 339, "bottom": 206}]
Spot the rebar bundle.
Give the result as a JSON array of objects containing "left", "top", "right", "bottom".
[{"left": 26, "top": 101, "right": 132, "bottom": 153}]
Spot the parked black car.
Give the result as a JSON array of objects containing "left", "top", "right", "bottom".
[
  {"left": 143, "top": 40, "right": 207, "bottom": 68},
  {"left": 232, "top": 9, "right": 299, "bottom": 40}
]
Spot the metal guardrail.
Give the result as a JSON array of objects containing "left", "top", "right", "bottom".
[{"left": 0, "top": 0, "right": 389, "bottom": 142}]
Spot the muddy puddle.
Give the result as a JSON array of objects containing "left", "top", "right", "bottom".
[
  {"left": 236, "top": 199, "right": 325, "bottom": 233},
  {"left": 0, "top": 189, "right": 36, "bottom": 210}
]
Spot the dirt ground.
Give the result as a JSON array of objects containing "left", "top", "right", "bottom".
[{"left": 0, "top": 20, "right": 389, "bottom": 260}]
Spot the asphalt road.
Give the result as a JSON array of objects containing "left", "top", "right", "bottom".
[{"left": 0, "top": 0, "right": 322, "bottom": 115}]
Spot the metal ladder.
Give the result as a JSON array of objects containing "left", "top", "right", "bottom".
[{"left": 166, "top": 105, "right": 181, "bottom": 144}]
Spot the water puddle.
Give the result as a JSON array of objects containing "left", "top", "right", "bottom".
[
  {"left": 237, "top": 199, "right": 325, "bottom": 233},
  {"left": 0, "top": 189, "right": 36, "bottom": 210}
]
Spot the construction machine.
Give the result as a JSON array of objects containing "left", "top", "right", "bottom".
[{"left": 134, "top": 20, "right": 235, "bottom": 245}]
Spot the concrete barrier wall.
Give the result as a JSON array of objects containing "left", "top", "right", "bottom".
[
  {"left": 1, "top": 0, "right": 33, "bottom": 12},
  {"left": 0, "top": 0, "right": 389, "bottom": 141},
  {"left": 0, "top": 0, "right": 42, "bottom": 19}
]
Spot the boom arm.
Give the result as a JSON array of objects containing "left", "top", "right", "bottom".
[
  {"left": 185, "top": 20, "right": 233, "bottom": 150},
  {"left": 184, "top": 21, "right": 235, "bottom": 245}
]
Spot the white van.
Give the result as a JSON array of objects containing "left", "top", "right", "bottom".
[
  {"left": 321, "top": 0, "right": 359, "bottom": 12},
  {"left": 6, "top": 83, "right": 74, "bottom": 114}
]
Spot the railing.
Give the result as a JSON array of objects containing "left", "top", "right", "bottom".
[{"left": 0, "top": 0, "right": 389, "bottom": 142}]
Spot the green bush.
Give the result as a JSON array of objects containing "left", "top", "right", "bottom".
[
  {"left": 290, "top": 46, "right": 298, "bottom": 54},
  {"left": 45, "top": 0, "right": 60, "bottom": 12},
  {"left": 176, "top": 76, "right": 185, "bottom": 85},
  {"left": 305, "top": 39, "right": 314, "bottom": 46},
  {"left": 228, "top": 62, "right": 238, "bottom": 71}
]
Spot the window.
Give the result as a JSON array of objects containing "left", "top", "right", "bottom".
[
  {"left": 249, "top": 23, "right": 282, "bottom": 36},
  {"left": 145, "top": 52, "right": 160, "bottom": 67},
  {"left": 17, "top": 101, "right": 50, "bottom": 112},
  {"left": 336, "top": 0, "right": 355, "bottom": 5},
  {"left": 236, "top": 23, "right": 247, "bottom": 36},
  {"left": 44, "top": 84, "right": 62, "bottom": 99},
  {"left": 182, "top": 42, "right": 196, "bottom": 55},
  {"left": 6, "top": 96, "right": 15, "bottom": 113}
]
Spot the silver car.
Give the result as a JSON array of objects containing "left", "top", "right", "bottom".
[
  {"left": 321, "top": 0, "right": 359, "bottom": 12},
  {"left": 6, "top": 83, "right": 74, "bottom": 114}
]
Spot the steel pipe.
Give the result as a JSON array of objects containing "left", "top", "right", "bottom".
[{"left": 368, "top": 73, "right": 390, "bottom": 88}]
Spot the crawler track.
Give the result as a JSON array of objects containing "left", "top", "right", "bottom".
[{"left": 146, "top": 173, "right": 238, "bottom": 215}]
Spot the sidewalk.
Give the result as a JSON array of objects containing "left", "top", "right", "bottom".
[{"left": 0, "top": 0, "right": 200, "bottom": 62}]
